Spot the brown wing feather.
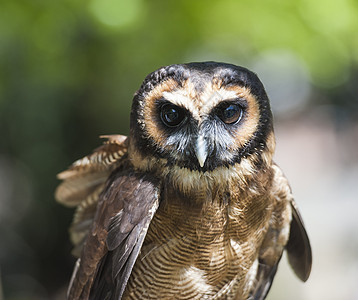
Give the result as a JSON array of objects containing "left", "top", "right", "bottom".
[
  {"left": 67, "top": 170, "right": 160, "bottom": 300},
  {"left": 69, "top": 186, "right": 103, "bottom": 256},
  {"left": 286, "top": 200, "right": 312, "bottom": 282},
  {"left": 55, "top": 135, "right": 128, "bottom": 256},
  {"left": 251, "top": 164, "right": 312, "bottom": 299},
  {"left": 55, "top": 135, "right": 128, "bottom": 207}
]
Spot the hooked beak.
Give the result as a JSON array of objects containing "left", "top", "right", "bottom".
[{"left": 195, "top": 134, "right": 208, "bottom": 168}]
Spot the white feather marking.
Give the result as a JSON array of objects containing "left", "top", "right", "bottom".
[
  {"left": 230, "top": 239, "right": 242, "bottom": 257},
  {"left": 200, "top": 89, "right": 239, "bottom": 115},
  {"left": 179, "top": 266, "right": 212, "bottom": 295},
  {"left": 244, "top": 259, "right": 259, "bottom": 294},
  {"left": 162, "top": 91, "right": 200, "bottom": 120}
]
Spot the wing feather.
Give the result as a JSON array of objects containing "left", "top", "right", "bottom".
[
  {"left": 67, "top": 170, "right": 160, "bottom": 300},
  {"left": 250, "top": 164, "right": 312, "bottom": 299},
  {"left": 55, "top": 135, "right": 128, "bottom": 256},
  {"left": 252, "top": 262, "right": 280, "bottom": 300},
  {"left": 55, "top": 135, "right": 128, "bottom": 207},
  {"left": 286, "top": 200, "right": 312, "bottom": 282}
]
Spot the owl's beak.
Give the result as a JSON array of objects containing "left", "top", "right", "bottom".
[{"left": 195, "top": 135, "right": 208, "bottom": 168}]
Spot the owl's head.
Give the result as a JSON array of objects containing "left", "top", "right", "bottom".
[{"left": 128, "top": 62, "right": 275, "bottom": 189}]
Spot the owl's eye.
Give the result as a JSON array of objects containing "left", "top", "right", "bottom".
[
  {"left": 218, "top": 103, "right": 243, "bottom": 124},
  {"left": 160, "top": 104, "right": 186, "bottom": 127}
]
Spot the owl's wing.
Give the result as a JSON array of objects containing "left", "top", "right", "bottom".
[
  {"left": 67, "top": 170, "right": 161, "bottom": 300},
  {"left": 55, "top": 135, "right": 128, "bottom": 256},
  {"left": 250, "top": 164, "right": 312, "bottom": 300},
  {"left": 286, "top": 199, "right": 312, "bottom": 282}
]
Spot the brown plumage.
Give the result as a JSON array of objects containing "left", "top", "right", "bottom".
[{"left": 55, "top": 62, "right": 312, "bottom": 299}]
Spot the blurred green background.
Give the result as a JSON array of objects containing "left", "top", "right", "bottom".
[{"left": 1, "top": 0, "right": 358, "bottom": 299}]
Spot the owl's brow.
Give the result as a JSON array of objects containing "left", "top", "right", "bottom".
[{"left": 161, "top": 90, "right": 200, "bottom": 120}]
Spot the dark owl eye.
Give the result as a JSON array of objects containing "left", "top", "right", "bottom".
[
  {"left": 160, "top": 104, "right": 186, "bottom": 127},
  {"left": 219, "top": 103, "right": 243, "bottom": 124}
]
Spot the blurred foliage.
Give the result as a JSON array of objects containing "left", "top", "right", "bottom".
[{"left": 0, "top": 0, "right": 357, "bottom": 298}]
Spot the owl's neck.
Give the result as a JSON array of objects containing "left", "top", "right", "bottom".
[{"left": 128, "top": 138, "right": 274, "bottom": 202}]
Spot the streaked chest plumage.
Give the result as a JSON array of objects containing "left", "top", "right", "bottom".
[{"left": 124, "top": 178, "right": 275, "bottom": 299}]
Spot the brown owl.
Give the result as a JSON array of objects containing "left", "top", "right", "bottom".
[{"left": 55, "top": 62, "right": 311, "bottom": 300}]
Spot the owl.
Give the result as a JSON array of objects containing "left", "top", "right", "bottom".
[{"left": 55, "top": 62, "right": 312, "bottom": 300}]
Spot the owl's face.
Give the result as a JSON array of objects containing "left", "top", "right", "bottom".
[{"left": 129, "top": 62, "right": 275, "bottom": 184}]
